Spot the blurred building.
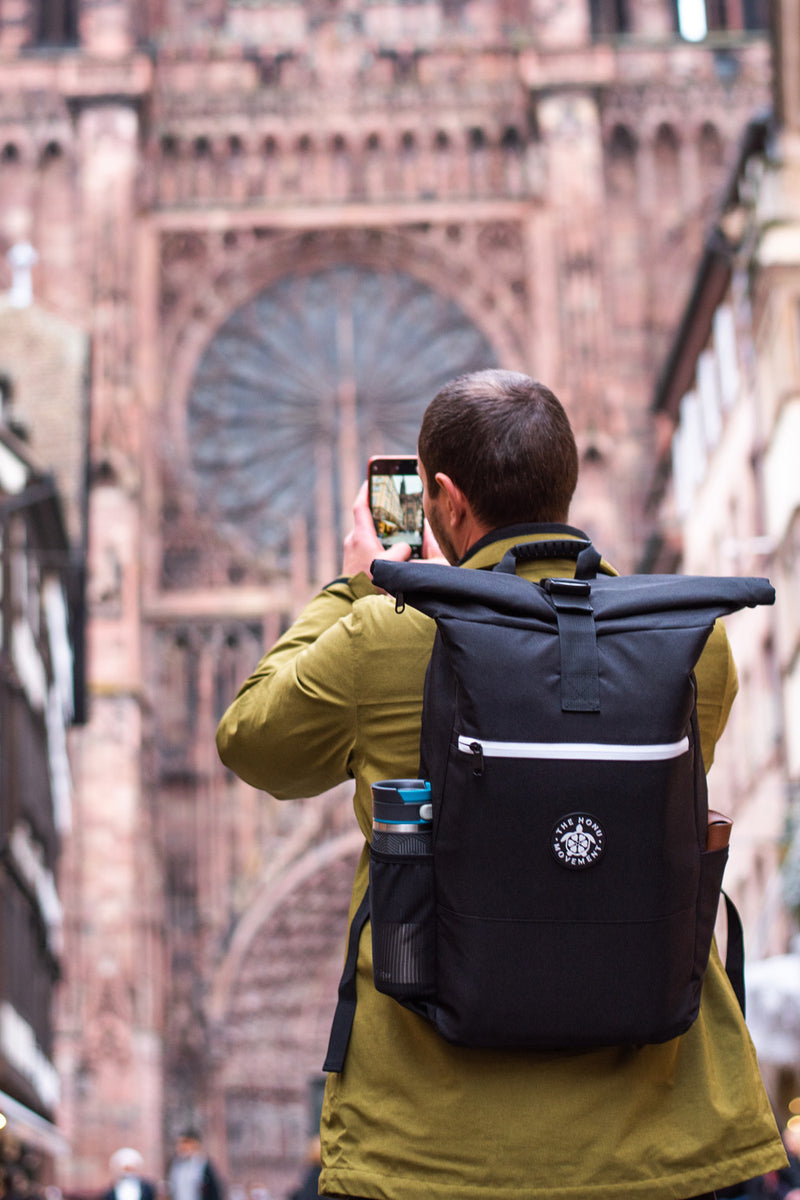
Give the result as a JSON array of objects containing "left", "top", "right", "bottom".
[
  {"left": 0, "top": 314, "right": 81, "bottom": 1183},
  {"left": 643, "top": 0, "right": 800, "bottom": 1120},
  {"left": 369, "top": 474, "right": 404, "bottom": 538},
  {"left": 0, "top": 0, "right": 779, "bottom": 1195}
]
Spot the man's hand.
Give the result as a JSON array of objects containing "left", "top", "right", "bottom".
[
  {"left": 342, "top": 483, "right": 412, "bottom": 578},
  {"left": 342, "top": 483, "right": 448, "bottom": 578}
]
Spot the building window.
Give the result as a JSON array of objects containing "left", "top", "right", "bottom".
[
  {"left": 34, "top": 0, "right": 79, "bottom": 45},
  {"left": 741, "top": 0, "right": 769, "bottom": 27},
  {"left": 589, "top": 0, "right": 630, "bottom": 37},
  {"left": 676, "top": 0, "right": 768, "bottom": 39},
  {"left": 707, "top": 0, "right": 770, "bottom": 30}
]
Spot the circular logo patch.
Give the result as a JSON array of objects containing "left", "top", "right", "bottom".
[{"left": 551, "top": 813, "right": 606, "bottom": 870}]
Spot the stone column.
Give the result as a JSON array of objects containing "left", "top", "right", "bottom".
[
  {"left": 0, "top": 0, "right": 31, "bottom": 52},
  {"left": 79, "top": 0, "right": 134, "bottom": 57},
  {"left": 774, "top": 0, "right": 800, "bottom": 137},
  {"left": 537, "top": 91, "right": 606, "bottom": 414},
  {"left": 630, "top": 0, "right": 677, "bottom": 37},
  {"left": 55, "top": 96, "right": 164, "bottom": 1190}
]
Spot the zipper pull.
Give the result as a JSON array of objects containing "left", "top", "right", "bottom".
[
  {"left": 395, "top": 592, "right": 405, "bottom": 614},
  {"left": 469, "top": 740, "right": 484, "bottom": 777}
]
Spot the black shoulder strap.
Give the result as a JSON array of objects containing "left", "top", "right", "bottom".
[
  {"left": 722, "top": 891, "right": 746, "bottom": 1016},
  {"left": 323, "top": 887, "right": 371, "bottom": 1073}
]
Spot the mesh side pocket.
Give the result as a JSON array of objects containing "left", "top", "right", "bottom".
[{"left": 369, "top": 846, "right": 435, "bottom": 1000}]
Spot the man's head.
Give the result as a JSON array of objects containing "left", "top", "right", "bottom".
[
  {"left": 417, "top": 369, "right": 578, "bottom": 561},
  {"left": 110, "top": 1149, "right": 144, "bottom": 1179},
  {"left": 175, "top": 1129, "right": 203, "bottom": 1158}
]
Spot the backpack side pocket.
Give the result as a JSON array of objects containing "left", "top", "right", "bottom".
[{"left": 369, "top": 846, "right": 436, "bottom": 1001}]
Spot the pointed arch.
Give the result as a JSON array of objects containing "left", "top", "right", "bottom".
[{"left": 208, "top": 827, "right": 364, "bottom": 1025}]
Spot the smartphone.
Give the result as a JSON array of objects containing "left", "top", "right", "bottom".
[{"left": 368, "top": 455, "right": 424, "bottom": 558}]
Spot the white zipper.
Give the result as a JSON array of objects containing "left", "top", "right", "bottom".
[{"left": 457, "top": 734, "right": 689, "bottom": 762}]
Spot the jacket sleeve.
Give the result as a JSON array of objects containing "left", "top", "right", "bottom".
[
  {"left": 694, "top": 618, "right": 739, "bottom": 771},
  {"left": 216, "top": 572, "right": 377, "bottom": 798}
]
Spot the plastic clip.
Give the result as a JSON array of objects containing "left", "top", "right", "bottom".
[{"left": 543, "top": 578, "right": 591, "bottom": 598}]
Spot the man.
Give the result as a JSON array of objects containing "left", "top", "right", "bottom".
[
  {"left": 102, "top": 1149, "right": 156, "bottom": 1200},
  {"left": 217, "top": 369, "right": 786, "bottom": 1200},
  {"left": 167, "top": 1129, "right": 224, "bottom": 1200}
]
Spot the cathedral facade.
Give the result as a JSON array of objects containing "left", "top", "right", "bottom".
[{"left": 0, "top": 1, "right": 773, "bottom": 1195}]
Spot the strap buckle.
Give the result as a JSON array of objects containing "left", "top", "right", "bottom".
[{"left": 543, "top": 577, "right": 591, "bottom": 598}]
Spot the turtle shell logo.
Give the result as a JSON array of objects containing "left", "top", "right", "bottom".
[{"left": 551, "top": 813, "right": 606, "bottom": 870}]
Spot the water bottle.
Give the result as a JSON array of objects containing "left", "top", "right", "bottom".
[
  {"left": 370, "top": 779, "right": 433, "bottom": 855},
  {"left": 369, "top": 779, "right": 435, "bottom": 998}
]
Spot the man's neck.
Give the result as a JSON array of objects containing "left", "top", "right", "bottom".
[{"left": 457, "top": 522, "right": 587, "bottom": 565}]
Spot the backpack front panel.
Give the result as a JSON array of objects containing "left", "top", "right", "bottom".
[{"left": 420, "top": 614, "right": 711, "bottom": 1048}]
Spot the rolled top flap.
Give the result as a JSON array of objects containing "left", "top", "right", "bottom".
[
  {"left": 371, "top": 557, "right": 775, "bottom": 626},
  {"left": 372, "top": 559, "right": 555, "bottom": 622}
]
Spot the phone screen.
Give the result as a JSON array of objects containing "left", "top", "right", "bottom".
[{"left": 368, "top": 457, "right": 423, "bottom": 557}]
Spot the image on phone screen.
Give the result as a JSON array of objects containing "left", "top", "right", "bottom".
[{"left": 369, "top": 461, "right": 424, "bottom": 557}]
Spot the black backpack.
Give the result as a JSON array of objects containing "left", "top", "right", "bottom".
[{"left": 323, "top": 538, "right": 774, "bottom": 1071}]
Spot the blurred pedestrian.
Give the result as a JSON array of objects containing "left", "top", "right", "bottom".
[
  {"left": 288, "top": 1137, "right": 321, "bottom": 1200},
  {"left": 101, "top": 1149, "right": 155, "bottom": 1200},
  {"left": 758, "top": 1123, "right": 800, "bottom": 1199},
  {"left": 167, "top": 1130, "right": 223, "bottom": 1200},
  {"left": 2, "top": 1167, "right": 41, "bottom": 1200}
]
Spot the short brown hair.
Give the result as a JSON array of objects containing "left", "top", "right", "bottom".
[{"left": 418, "top": 369, "right": 578, "bottom": 526}]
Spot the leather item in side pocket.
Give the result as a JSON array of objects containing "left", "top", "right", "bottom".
[{"left": 707, "top": 810, "right": 733, "bottom": 851}]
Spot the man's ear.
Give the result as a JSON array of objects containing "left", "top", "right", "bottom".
[{"left": 434, "top": 472, "right": 469, "bottom": 529}]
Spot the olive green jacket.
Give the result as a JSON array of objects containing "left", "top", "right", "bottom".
[{"left": 217, "top": 528, "right": 786, "bottom": 1200}]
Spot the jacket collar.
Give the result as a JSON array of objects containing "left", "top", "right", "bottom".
[{"left": 458, "top": 523, "right": 591, "bottom": 569}]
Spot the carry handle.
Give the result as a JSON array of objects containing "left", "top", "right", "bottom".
[
  {"left": 494, "top": 539, "right": 602, "bottom": 713},
  {"left": 494, "top": 539, "right": 601, "bottom": 580}
]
